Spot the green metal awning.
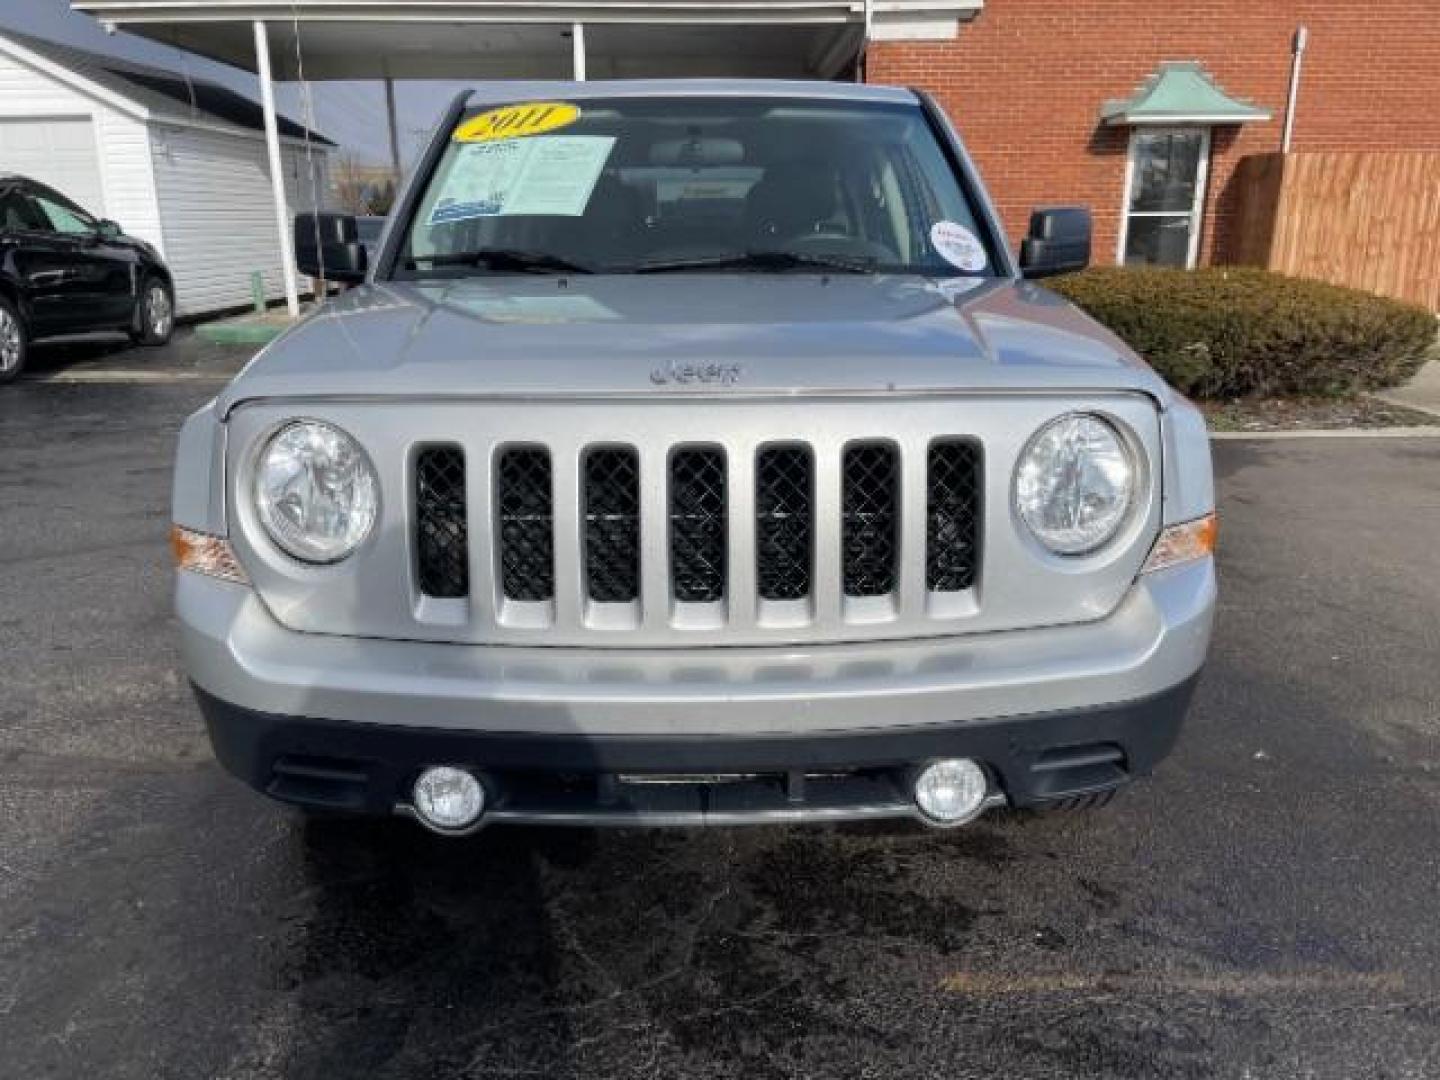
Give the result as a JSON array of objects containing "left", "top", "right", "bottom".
[{"left": 1101, "top": 61, "right": 1271, "bottom": 126}]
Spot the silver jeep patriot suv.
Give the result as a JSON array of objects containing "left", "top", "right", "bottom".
[{"left": 172, "top": 81, "right": 1216, "bottom": 835}]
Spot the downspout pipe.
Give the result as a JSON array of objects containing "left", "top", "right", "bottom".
[{"left": 1282, "top": 25, "right": 1308, "bottom": 153}]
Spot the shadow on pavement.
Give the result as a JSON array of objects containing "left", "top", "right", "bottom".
[
  {"left": 268, "top": 810, "right": 1030, "bottom": 1079},
  {"left": 24, "top": 328, "right": 251, "bottom": 379}
]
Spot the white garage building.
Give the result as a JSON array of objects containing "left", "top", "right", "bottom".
[{"left": 0, "top": 28, "right": 331, "bottom": 317}]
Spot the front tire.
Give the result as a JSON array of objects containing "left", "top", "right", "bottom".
[
  {"left": 0, "top": 295, "right": 27, "bottom": 385},
  {"left": 130, "top": 276, "right": 174, "bottom": 346}
]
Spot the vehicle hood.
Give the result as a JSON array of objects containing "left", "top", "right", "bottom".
[{"left": 218, "top": 275, "right": 1168, "bottom": 412}]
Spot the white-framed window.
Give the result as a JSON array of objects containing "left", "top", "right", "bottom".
[{"left": 1117, "top": 126, "right": 1211, "bottom": 268}]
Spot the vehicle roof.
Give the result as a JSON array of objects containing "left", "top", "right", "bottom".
[
  {"left": 464, "top": 79, "right": 919, "bottom": 108},
  {"left": 2, "top": 175, "right": 58, "bottom": 191}
]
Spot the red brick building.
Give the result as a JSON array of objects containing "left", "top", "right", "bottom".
[{"left": 867, "top": 0, "right": 1440, "bottom": 268}]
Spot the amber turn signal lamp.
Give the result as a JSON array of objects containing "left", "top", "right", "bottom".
[
  {"left": 1141, "top": 513, "right": 1217, "bottom": 574},
  {"left": 171, "top": 525, "right": 249, "bottom": 585}
]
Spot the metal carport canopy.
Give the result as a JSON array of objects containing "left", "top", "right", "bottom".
[
  {"left": 71, "top": 0, "right": 982, "bottom": 316},
  {"left": 71, "top": 1, "right": 983, "bottom": 79}
]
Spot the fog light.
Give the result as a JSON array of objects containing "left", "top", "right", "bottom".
[
  {"left": 913, "top": 759, "right": 989, "bottom": 825},
  {"left": 412, "top": 766, "right": 485, "bottom": 832}
]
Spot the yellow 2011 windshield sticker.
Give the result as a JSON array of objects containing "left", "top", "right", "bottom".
[{"left": 453, "top": 102, "right": 581, "bottom": 143}]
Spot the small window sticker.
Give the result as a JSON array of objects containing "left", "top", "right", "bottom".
[
  {"left": 930, "top": 220, "right": 988, "bottom": 273},
  {"left": 454, "top": 102, "right": 581, "bottom": 143}
]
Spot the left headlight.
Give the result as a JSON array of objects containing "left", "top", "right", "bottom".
[
  {"left": 254, "top": 420, "right": 378, "bottom": 563},
  {"left": 1014, "top": 413, "right": 1135, "bottom": 555}
]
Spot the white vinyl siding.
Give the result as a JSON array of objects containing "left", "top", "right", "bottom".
[
  {"left": 0, "top": 49, "right": 161, "bottom": 251},
  {"left": 0, "top": 117, "right": 103, "bottom": 215},
  {"left": 94, "top": 109, "right": 163, "bottom": 250},
  {"left": 150, "top": 123, "right": 328, "bottom": 316}
]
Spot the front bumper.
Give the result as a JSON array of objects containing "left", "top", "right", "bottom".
[
  {"left": 180, "top": 557, "right": 1214, "bottom": 826},
  {"left": 198, "top": 674, "right": 1198, "bottom": 825}
]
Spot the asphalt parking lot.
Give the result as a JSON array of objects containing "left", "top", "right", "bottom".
[{"left": 2, "top": 335, "right": 1438, "bottom": 1080}]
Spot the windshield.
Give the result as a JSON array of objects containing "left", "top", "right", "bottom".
[{"left": 398, "top": 96, "right": 997, "bottom": 277}]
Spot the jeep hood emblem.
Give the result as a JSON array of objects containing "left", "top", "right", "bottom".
[{"left": 650, "top": 360, "right": 744, "bottom": 386}]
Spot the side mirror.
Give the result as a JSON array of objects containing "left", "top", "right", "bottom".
[
  {"left": 1019, "top": 207, "right": 1091, "bottom": 279},
  {"left": 294, "top": 212, "right": 367, "bottom": 284},
  {"left": 95, "top": 219, "right": 123, "bottom": 240}
]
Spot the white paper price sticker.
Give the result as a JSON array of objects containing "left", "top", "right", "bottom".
[
  {"left": 429, "top": 135, "right": 616, "bottom": 224},
  {"left": 930, "top": 220, "right": 988, "bottom": 273}
]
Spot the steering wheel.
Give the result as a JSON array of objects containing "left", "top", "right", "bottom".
[
  {"left": 788, "top": 229, "right": 855, "bottom": 247},
  {"left": 784, "top": 231, "right": 898, "bottom": 262}
]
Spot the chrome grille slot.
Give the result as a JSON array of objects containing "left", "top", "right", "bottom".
[
  {"left": 841, "top": 442, "right": 900, "bottom": 598},
  {"left": 415, "top": 445, "right": 468, "bottom": 599},
  {"left": 497, "top": 446, "right": 554, "bottom": 601},
  {"left": 926, "top": 440, "right": 981, "bottom": 592},
  {"left": 584, "top": 446, "right": 641, "bottom": 603},
  {"left": 669, "top": 447, "right": 727, "bottom": 603},
  {"left": 756, "top": 444, "right": 813, "bottom": 601}
]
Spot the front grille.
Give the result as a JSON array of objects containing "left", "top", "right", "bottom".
[
  {"left": 842, "top": 442, "right": 899, "bottom": 597},
  {"left": 669, "top": 447, "right": 726, "bottom": 603},
  {"left": 497, "top": 447, "right": 554, "bottom": 601},
  {"left": 584, "top": 447, "right": 641, "bottom": 603},
  {"left": 415, "top": 446, "right": 468, "bottom": 598},
  {"left": 412, "top": 434, "right": 983, "bottom": 629},
  {"left": 926, "top": 441, "right": 981, "bottom": 592},
  {"left": 756, "top": 445, "right": 812, "bottom": 601}
]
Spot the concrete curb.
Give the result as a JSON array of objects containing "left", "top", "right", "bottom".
[
  {"left": 38, "top": 370, "right": 234, "bottom": 384},
  {"left": 1210, "top": 426, "right": 1440, "bottom": 440}
]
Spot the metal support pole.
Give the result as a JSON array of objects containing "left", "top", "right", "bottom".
[
  {"left": 384, "top": 76, "right": 403, "bottom": 179},
  {"left": 1283, "top": 25, "right": 1308, "bottom": 153},
  {"left": 857, "top": 0, "right": 873, "bottom": 82},
  {"left": 253, "top": 20, "right": 299, "bottom": 318},
  {"left": 572, "top": 22, "right": 586, "bottom": 81}
]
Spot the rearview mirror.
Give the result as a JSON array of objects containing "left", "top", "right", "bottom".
[
  {"left": 95, "top": 219, "right": 122, "bottom": 240},
  {"left": 294, "top": 212, "right": 367, "bottom": 284},
  {"left": 1019, "top": 207, "right": 1091, "bottom": 279}
]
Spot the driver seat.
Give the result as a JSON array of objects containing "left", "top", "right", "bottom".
[{"left": 742, "top": 162, "right": 838, "bottom": 247}]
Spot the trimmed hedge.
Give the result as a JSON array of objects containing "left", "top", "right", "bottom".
[{"left": 1047, "top": 267, "right": 1438, "bottom": 398}]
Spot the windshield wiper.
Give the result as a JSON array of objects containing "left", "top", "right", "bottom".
[
  {"left": 404, "top": 248, "right": 594, "bottom": 274},
  {"left": 631, "top": 250, "right": 874, "bottom": 275}
]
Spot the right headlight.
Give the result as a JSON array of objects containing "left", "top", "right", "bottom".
[
  {"left": 254, "top": 420, "right": 378, "bottom": 564},
  {"left": 1014, "top": 413, "right": 1135, "bottom": 555}
]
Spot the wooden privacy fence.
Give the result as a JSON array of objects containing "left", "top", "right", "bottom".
[{"left": 1225, "top": 151, "right": 1440, "bottom": 311}]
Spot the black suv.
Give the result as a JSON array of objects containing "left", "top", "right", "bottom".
[{"left": 0, "top": 175, "right": 175, "bottom": 383}]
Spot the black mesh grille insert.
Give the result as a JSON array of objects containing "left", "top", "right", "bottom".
[
  {"left": 584, "top": 447, "right": 641, "bottom": 603},
  {"left": 926, "top": 441, "right": 981, "bottom": 592},
  {"left": 497, "top": 447, "right": 554, "bottom": 601},
  {"left": 415, "top": 446, "right": 468, "bottom": 599},
  {"left": 669, "top": 448, "right": 727, "bottom": 603},
  {"left": 756, "top": 445, "right": 813, "bottom": 601},
  {"left": 842, "top": 442, "right": 899, "bottom": 597}
]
